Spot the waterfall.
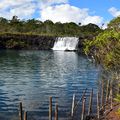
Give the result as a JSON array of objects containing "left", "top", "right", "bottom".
[{"left": 52, "top": 37, "right": 79, "bottom": 51}]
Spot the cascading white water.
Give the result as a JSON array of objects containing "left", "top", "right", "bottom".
[{"left": 52, "top": 37, "right": 79, "bottom": 51}]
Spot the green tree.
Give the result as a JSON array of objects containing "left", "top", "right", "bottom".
[
  {"left": 84, "top": 17, "right": 120, "bottom": 106},
  {"left": 0, "top": 17, "right": 9, "bottom": 32},
  {"left": 80, "top": 23, "right": 102, "bottom": 35},
  {"left": 0, "top": 17, "right": 102, "bottom": 36},
  {"left": 108, "top": 16, "right": 120, "bottom": 32}
]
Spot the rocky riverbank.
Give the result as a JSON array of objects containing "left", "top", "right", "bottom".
[
  {"left": 0, "top": 33, "right": 94, "bottom": 52},
  {"left": 0, "top": 33, "right": 56, "bottom": 50}
]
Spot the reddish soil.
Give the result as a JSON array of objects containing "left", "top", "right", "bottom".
[{"left": 106, "top": 104, "right": 120, "bottom": 120}]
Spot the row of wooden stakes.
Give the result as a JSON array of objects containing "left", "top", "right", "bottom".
[
  {"left": 18, "top": 80, "right": 113, "bottom": 120},
  {"left": 70, "top": 83, "right": 113, "bottom": 120},
  {"left": 19, "top": 97, "right": 59, "bottom": 120}
]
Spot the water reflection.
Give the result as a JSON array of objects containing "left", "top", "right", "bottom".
[{"left": 0, "top": 50, "right": 100, "bottom": 117}]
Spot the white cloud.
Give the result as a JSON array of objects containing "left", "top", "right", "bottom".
[
  {"left": 0, "top": 0, "right": 68, "bottom": 19},
  {"left": 108, "top": 7, "right": 120, "bottom": 17},
  {"left": 82, "top": 16, "right": 103, "bottom": 25},
  {"left": 0, "top": 0, "right": 34, "bottom": 9},
  {"left": 39, "top": 0, "right": 68, "bottom": 8},
  {"left": 0, "top": 0, "right": 103, "bottom": 26},
  {"left": 10, "top": 3, "right": 36, "bottom": 19},
  {"left": 41, "top": 4, "right": 103, "bottom": 25},
  {"left": 0, "top": 0, "right": 36, "bottom": 19}
]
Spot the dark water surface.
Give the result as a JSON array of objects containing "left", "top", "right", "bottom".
[{"left": 0, "top": 50, "right": 100, "bottom": 119}]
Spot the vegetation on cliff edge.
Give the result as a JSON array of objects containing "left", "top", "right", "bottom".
[
  {"left": 84, "top": 16, "right": 120, "bottom": 107},
  {"left": 0, "top": 16, "right": 102, "bottom": 36}
]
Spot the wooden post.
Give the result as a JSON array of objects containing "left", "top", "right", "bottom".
[
  {"left": 19, "top": 102, "right": 23, "bottom": 120},
  {"left": 81, "top": 97, "right": 86, "bottom": 120},
  {"left": 101, "top": 80, "right": 104, "bottom": 110},
  {"left": 97, "top": 92, "right": 100, "bottom": 119},
  {"left": 49, "top": 96, "right": 52, "bottom": 120},
  {"left": 71, "top": 94, "right": 75, "bottom": 117},
  {"left": 106, "top": 80, "right": 109, "bottom": 102},
  {"left": 88, "top": 89, "right": 93, "bottom": 116},
  {"left": 73, "top": 88, "right": 87, "bottom": 114},
  {"left": 110, "top": 87, "right": 113, "bottom": 109},
  {"left": 55, "top": 103, "right": 58, "bottom": 120},
  {"left": 24, "top": 111, "right": 27, "bottom": 120}
]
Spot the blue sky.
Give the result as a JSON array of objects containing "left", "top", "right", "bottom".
[
  {"left": 69, "top": 0, "right": 120, "bottom": 21},
  {"left": 0, "top": 0, "right": 120, "bottom": 27}
]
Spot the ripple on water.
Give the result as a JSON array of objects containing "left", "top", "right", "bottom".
[{"left": 0, "top": 50, "right": 100, "bottom": 119}]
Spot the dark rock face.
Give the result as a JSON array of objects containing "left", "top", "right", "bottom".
[
  {"left": 77, "top": 36, "right": 86, "bottom": 53},
  {"left": 0, "top": 34, "right": 56, "bottom": 50},
  {"left": 0, "top": 34, "right": 94, "bottom": 52}
]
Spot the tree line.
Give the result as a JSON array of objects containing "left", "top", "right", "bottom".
[{"left": 0, "top": 16, "right": 102, "bottom": 36}]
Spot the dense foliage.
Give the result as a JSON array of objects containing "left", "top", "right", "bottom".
[
  {"left": 0, "top": 16, "right": 102, "bottom": 36},
  {"left": 84, "top": 17, "right": 120, "bottom": 71},
  {"left": 108, "top": 16, "right": 120, "bottom": 32},
  {"left": 84, "top": 16, "right": 120, "bottom": 108},
  {"left": 84, "top": 29, "right": 120, "bottom": 71}
]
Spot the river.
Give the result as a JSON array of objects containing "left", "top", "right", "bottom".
[{"left": 0, "top": 50, "right": 100, "bottom": 120}]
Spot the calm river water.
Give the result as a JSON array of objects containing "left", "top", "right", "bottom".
[{"left": 0, "top": 50, "right": 100, "bottom": 120}]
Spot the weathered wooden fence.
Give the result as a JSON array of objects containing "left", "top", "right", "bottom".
[{"left": 17, "top": 80, "right": 119, "bottom": 120}]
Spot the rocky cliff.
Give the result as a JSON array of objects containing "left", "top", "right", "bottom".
[
  {"left": 0, "top": 33, "right": 94, "bottom": 52},
  {"left": 0, "top": 33, "right": 56, "bottom": 50}
]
